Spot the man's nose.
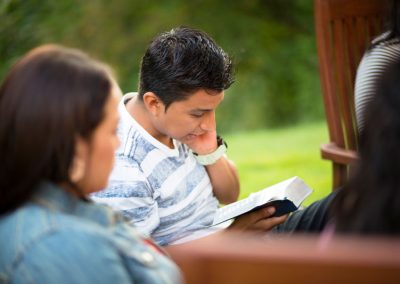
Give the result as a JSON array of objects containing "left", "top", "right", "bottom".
[{"left": 200, "top": 111, "right": 216, "bottom": 131}]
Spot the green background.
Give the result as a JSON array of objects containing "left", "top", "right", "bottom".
[
  {"left": 1, "top": 0, "right": 332, "bottom": 198},
  {"left": 1, "top": 0, "right": 323, "bottom": 132}
]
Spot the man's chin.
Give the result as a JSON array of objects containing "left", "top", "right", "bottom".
[
  {"left": 181, "top": 134, "right": 199, "bottom": 143},
  {"left": 186, "top": 133, "right": 203, "bottom": 140}
]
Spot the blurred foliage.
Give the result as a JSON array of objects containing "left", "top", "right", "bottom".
[
  {"left": 226, "top": 121, "right": 331, "bottom": 206},
  {"left": 0, "top": 0, "right": 324, "bottom": 132}
]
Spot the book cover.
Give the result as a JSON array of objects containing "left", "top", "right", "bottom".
[{"left": 211, "top": 176, "right": 313, "bottom": 226}]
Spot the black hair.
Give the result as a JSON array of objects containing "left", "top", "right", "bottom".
[
  {"left": 372, "top": 0, "right": 400, "bottom": 47},
  {"left": 387, "top": 0, "right": 400, "bottom": 39},
  {"left": 138, "top": 26, "right": 234, "bottom": 109},
  {"left": 0, "top": 45, "right": 112, "bottom": 215},
  {"left": 333, "top": 59, "right": 400, "bottom": 235}
]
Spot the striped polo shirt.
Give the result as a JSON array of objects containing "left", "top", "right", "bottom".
[{"left": 92, "top": 93, "right": 224, "bottom": 245}]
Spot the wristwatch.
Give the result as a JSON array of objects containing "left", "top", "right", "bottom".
[{"left": 193, "top": 136, "right": 227, "bottom": 166}]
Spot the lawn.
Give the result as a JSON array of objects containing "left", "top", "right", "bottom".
[{"left": 224, "top": 121, "right": 332, "bottom": 206}]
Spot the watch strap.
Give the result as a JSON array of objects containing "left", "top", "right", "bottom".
[{"left": 192, "top": 136, "right": 227, "bottom": 166}]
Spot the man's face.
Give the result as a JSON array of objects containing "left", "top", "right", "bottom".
[{"left": 154, "top": 89, "right": 224, "bottom": 144}]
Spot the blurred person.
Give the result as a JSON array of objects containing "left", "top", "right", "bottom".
[
  {"left": 92, "top": 26, "right": 337, "bottom": 246},
  {"left": 334, "top": 59, "right": 400, "bottom": 235},
  {"left": 0, "top": 45, "right": 182, "bottom": 283},
  {"left": 355, "top": 0, "right": 400, "bottom": 133}
]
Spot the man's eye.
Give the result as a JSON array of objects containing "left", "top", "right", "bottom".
[{"left": 191, "top": 113, "right": 204, "bottom": 118}]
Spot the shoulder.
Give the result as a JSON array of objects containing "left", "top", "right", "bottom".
[
  {"left": 363, "top": 36, "right": 400, "bottom": 65},
  {"left": 26, "top": 222, "right": 113, "bottom": 250},
  {"left": 116, "top": 122, "right": 156, "bottom": 168},
  {"left": 115, "top": 92, "right": 150, "bottom": 159},
  {"left": 357, "top": 40, "right": 400, "bottom": 83},
  {"left": 11, "top": 218, "right": 133, "bottom": 283},
  {"left": 0, "top": 205, "right": 128, "bottom": 283},
  {"left": 12, "top": 221, "right": 181, "bottom": 284},
  {"left": 94, "top": 153, "right": 154, "bottom": 200}
]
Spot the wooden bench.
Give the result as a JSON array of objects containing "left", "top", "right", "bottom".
[{"left": 166, "top": 232, "right": 400, "bottom": 284}]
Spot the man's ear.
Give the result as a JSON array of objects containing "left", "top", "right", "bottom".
[{"left": 143, "top": 92, "right": 164, "bottom": 116}]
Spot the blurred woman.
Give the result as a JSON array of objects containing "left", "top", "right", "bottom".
[
  {"left": 334, "top": 59, "right": 400, "bottom": 235},
  {"left": 0, "top": 45, "right": 181, "bottom": 283}
]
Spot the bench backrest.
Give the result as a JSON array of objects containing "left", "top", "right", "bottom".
[{"left": 167, "top": 233, "right": 400, "bottom": 284}]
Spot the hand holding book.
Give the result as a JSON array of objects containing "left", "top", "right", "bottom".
[
  {"left": 227, "top": 204, "right": 289, "bottom": 231},
  {"left": 212, "top": 176, "right": 313, "bottom": 226}
]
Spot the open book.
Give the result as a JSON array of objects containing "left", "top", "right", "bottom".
[{"left": 212, "top": 176, "right": 313, "bottom": 226}]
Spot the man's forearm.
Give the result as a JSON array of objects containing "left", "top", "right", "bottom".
[{"left": 206, "top": 156, "right": 240, "bottom": 204}]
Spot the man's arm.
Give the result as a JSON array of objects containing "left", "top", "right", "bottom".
[
  {"left": 185, "top": 130, "right": 240, "bottom": 204},
  {"left": 205, "top": 155, "right": 240, "bottom": 204}
]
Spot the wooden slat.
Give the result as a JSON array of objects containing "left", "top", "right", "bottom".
[
  {"left": 341, "top": 18, "right": 358, "bottom": 150},
  {"left": 315, "top": 0, "right": 388, "bottom": 189},
  {"left": 332, "top": 19, "right": 349, "bottom": 148},
  {"left": 315, "top": 0, "right": 340, "bottom": 144},
  {"left": 345, "top": 17, "right": 358, "bottom": 85}
]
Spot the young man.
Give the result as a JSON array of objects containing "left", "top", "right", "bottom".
[{"left": 92, "top": 27, "right": 334, "bottom": 246}]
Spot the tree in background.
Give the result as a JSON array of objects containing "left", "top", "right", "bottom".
[{"left": 0, "top": 0, "right": 323, "bottom": 132}]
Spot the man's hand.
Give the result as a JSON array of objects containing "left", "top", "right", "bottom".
[
  {"left": 227, "top": 206, "right": 288, "bottom": 232},
  {"left": 185, "top": 130, "right": 218, "bottom": 155}
]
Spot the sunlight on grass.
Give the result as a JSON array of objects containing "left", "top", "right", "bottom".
[{"left": 225, "top": 121, "right": 332, "bottom": 206}]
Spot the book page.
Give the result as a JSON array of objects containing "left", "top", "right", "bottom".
[
  {"left": 211, "top": 195, "right": 256, "bottom": 226},
  {"left": 285, "top": 177, "right": 313, "bottom": 207},
  {"left": 212, "top": 176, "right": 312, "bottom": 226},
  {"left": 252, "top": 177, "right": 297, "bottom": 207}
]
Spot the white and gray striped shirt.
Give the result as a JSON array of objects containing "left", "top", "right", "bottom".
[
  {"left": 92, "top": 93, "right": 224, "bottom": 246},
  {"left": 355, "top": 33, "right": 400, "bottom": 133}
]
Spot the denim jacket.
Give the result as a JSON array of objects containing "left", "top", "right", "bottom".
[{"left": 0, "top": 182, "right": 182, "bottom": 284}]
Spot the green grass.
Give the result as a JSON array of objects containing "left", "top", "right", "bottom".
[{"left": 224, "top": 121, "right": 332, "bottom": 206}]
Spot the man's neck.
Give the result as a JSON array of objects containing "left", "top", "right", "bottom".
[{"left": 125, "top": 96, "right": 174, "bottom": 148}]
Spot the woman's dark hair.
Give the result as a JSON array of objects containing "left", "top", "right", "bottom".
[
  {"left": 0, "top": 45, "right": 113, "bottom": 215},
  {"left": 333, "top": 59, "right": 400, "bottom": 235},
  {"left": 138, "top": 26, "right": 234, "bottom": 110},
  {"left": 372, "top": 0, "right": 400, "bottom": 47},
  {"left": 387, "top": 0, "right": 400, "bottom": 39}
]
